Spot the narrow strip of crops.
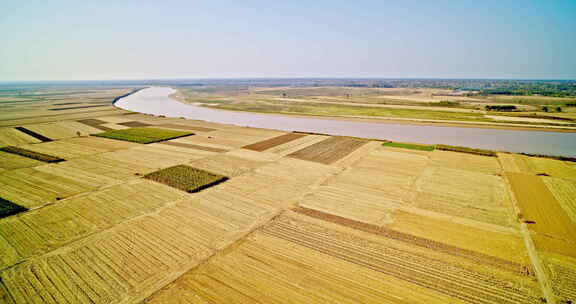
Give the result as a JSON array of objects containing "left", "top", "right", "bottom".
[{"left": 243, "top": 133, "right": 307, "bottom": 152}]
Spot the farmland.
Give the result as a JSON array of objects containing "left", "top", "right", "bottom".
[{"left": 0, "top": 85, "right": 574, "bottom": 304}]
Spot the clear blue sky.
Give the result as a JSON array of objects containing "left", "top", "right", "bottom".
[{"left": 1, "top": 0, "right": 575, "bottom": 81}]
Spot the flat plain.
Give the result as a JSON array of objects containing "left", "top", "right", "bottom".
[{"left": 0, "top": 86, "right": 574, "bottom": 304}]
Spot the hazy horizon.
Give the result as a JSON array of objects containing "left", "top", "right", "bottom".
[{"left": 2, "top": 0, "right": 575, "bottom": 81}]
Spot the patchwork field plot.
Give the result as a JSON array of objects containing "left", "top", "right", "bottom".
[
  {"left": 288, "top": 136, "right": 367, "bottom": 164},
  {"left": 414, "top": 167, "right": 514, "bottom": 226},
  {"left": 99, "top": 146, "right": 200, "bottom": 171},
  {"left": 0, "top": 167, "right": 101, "bottom": 209},
  {"left": 498, "top": 153, "right": 534, "bottom": 173},
  {"left": 189, "top": 154, "right": 267, "bottom": 177},
  {"left": 45, "top": 154, "right": 149, "bottom": 180},
  {"left": 300, "top": 184, "right": 399, "bottom": 225},
  {"left": 0, "top": 127, "right": 41, "bottom": 147},
  {"left": 94, "top": 127, "right": 193, "bottom": 144},
  {"left": 18, "top": 140, "right": 105, "bottom": 159},
  {"left": 0, "top": 150, "right": 43, "bottom": 170},
  {"left": 61, "top": 136, "right": 138, "bottom": 151},
  {"left": 145, "top": 165, "right": 228, "bottom": 193},
  {"left": 22, "top": 121, "right": 102, "bottom": 139},
  {"left": 354, "top": 146, "right": 429, "bottom": 173}
]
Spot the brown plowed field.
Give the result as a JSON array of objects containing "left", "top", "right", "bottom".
[{"left": 243, "top": 132, "right": 306, "bottom": 151}]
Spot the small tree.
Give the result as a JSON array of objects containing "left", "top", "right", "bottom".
[
  {"left": 556, "top": 107, "right": 562, "bottom": 112},
  {"left": 542, "top": 106, "right": 549, "bottom": 112}
]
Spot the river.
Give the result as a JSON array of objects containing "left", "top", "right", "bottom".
[{"left": 115, "top": 87, "right": 576, "bottom": 157}]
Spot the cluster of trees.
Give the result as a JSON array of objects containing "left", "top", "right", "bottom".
[
  {"left": 541, "top": 106, "right": 563, "bottom": 112},
  {"left": 363, "top": 79, "right": 576, "bottom": 97},
  {"left": 485, "top": 105, "right": 517, "bottom": 111}
]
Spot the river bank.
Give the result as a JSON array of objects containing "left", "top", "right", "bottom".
[{"left": 115, "top": 87, "right": 576, "bottom": 157}]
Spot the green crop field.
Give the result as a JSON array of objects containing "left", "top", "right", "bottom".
[
  {"left": 382, "top": 141, "right": 435, "bottom": 151},
  {"left": 93, "top": 127, "right": 193, "bottom": 144},
  {"left": 144, "top": 165, "right": 228, "bottom": 192},
  {"left": 0, "top": 146, "right": 65, "bottom": 163},
  {"left": 0, "top": 197, "right": 28, "bottom": 218}
]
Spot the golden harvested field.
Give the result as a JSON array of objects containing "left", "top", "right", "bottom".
[
  {"left": 430, "top": 150, "right": 502, "bottom": 174},
  {"left": 506, "top": 173, "right": 575, "bottom": 242},
  {"left": 0, "top": 86, "right": 574, "bottom": 304},
  {"left": 498, "top": 153, "right": 535, "bottom": 173},
  {"left": 0, "top": 151, "right": 43, "bottom": 170}
]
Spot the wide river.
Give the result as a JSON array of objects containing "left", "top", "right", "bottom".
[{"left": 115, "top": 87, "right": 576, "bottom": 157}]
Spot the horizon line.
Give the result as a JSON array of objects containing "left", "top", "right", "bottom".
[{"left": 1, "top": 76, "right": 576, "bottom": 83}]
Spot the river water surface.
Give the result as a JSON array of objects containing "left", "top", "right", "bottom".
[{"left": 115, "top": 87, "right": 576, "bottom": 157}]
